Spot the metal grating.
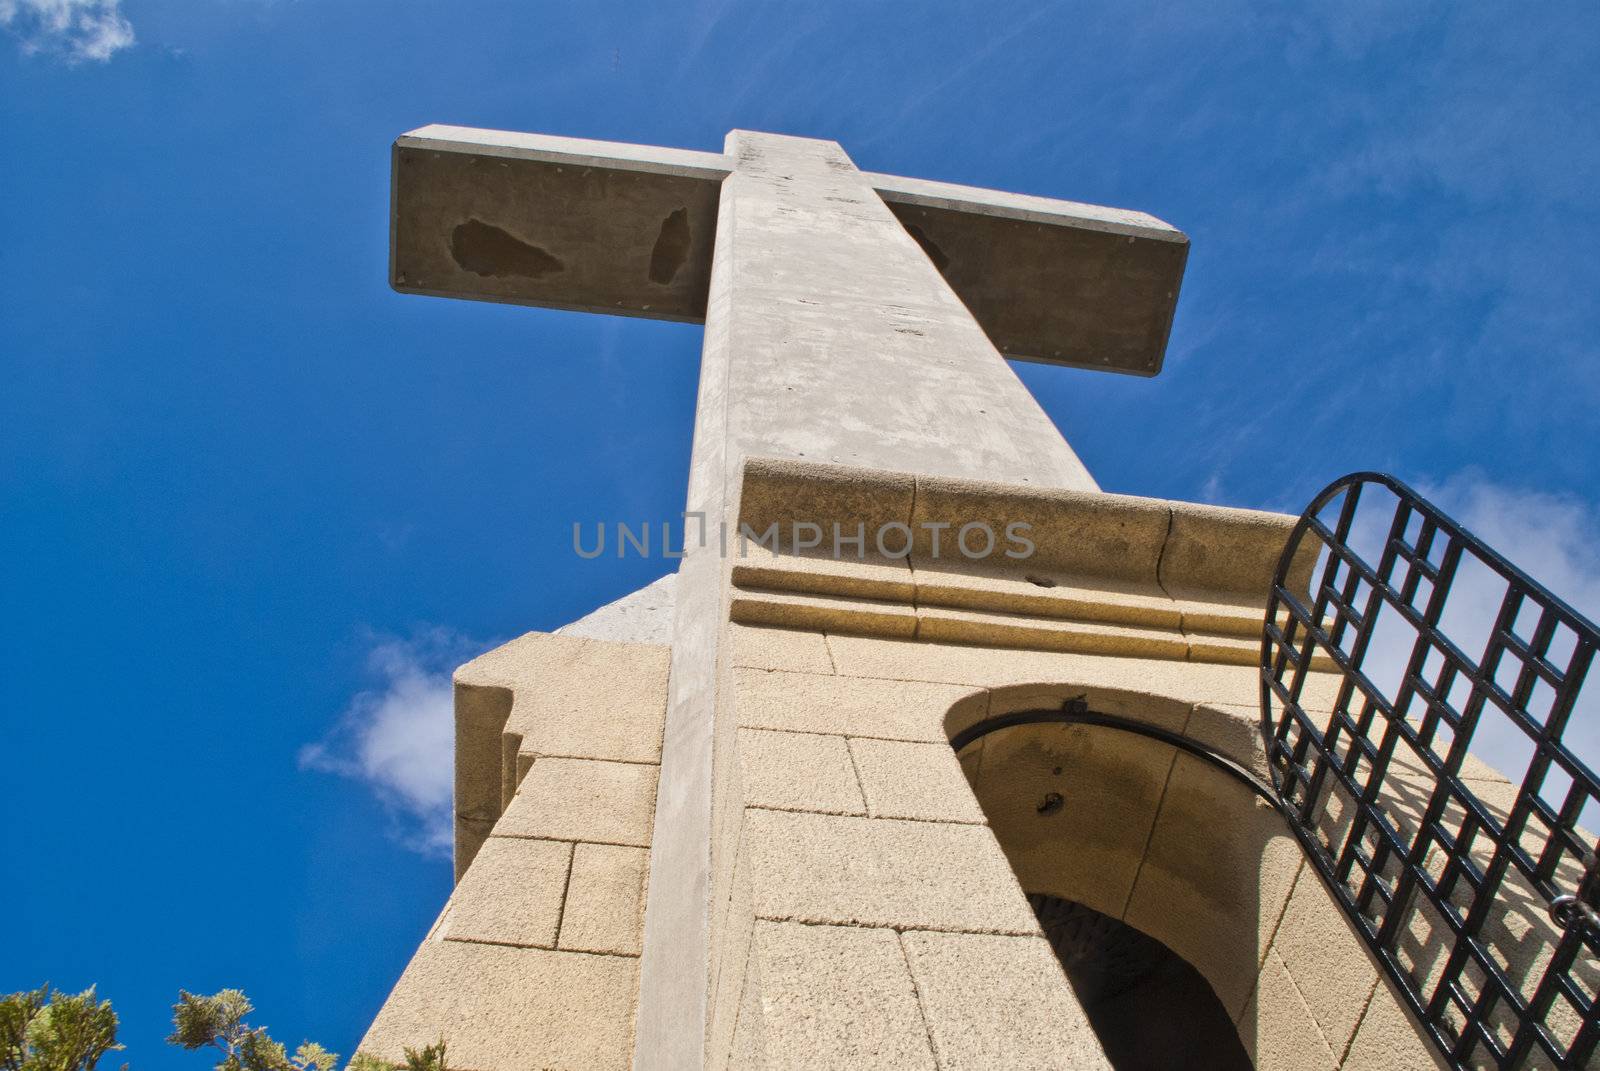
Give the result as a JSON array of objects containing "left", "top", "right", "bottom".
[{"left": 1262, "top": 472, "right": 1600, "bottom": 1069}]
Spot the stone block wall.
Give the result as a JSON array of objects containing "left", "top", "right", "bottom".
[
  {"left": 357, "top": 633, "right": 670, "bottom": 1070},
  {"left": 710, "top": 625, "right": 1451, "bottom": 1071}
]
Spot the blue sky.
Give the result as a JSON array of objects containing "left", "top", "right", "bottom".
[{"left": 2, "top": 0, "right": 1597, "bottom": 1063}]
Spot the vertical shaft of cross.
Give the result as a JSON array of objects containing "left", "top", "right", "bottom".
[
  {"left": 634, "top": 130, "right": 1097, "bottom": 1068},
  {"left": 707, "top": 131, "right": 1097, "bottom": 490}
]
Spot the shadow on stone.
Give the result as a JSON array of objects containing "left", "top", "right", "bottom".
[{"left": 1032, "top": 893, "right": 1251, "bottom": 1071}]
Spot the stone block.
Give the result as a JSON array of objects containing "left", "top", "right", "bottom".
[
  {"left": 825, "top": 634, "right": 1271, "bottom": 708},
  {"left": 1185, "top": 629, "right": 1262, "bottom": 666},
  {"left": 911, "top": 562, "right": 1179, "bottom": 628},
  {"left": 496, "top": 757, "right": 658, "bottom": 847},
  {"left": 917, "top": 605, "right": 1190, "bottom": 661},
  {"left": 453, "top": 815, "right": 498, "bottom": 885},
  {"left": 901, "top": 930, "right": 1109, "bottom": 1069},
  {"left": 1185, "top": 702, "right": 1272, "bottom": 781},
  {"left": 731, "top": 624, "right": 834, "bottom": 675},
  {"left": 730, "top": 540, "right": 914, "bottom": 602},
  {"left": 738, "top": 457, "right": 917, "bottom": 554},
  {"left": 984, "top": 681, "right": 1192, "bottom": 729},
  {"left": 739, "top": 728, "right": 865, "bottom": 816},
  {"left": 740, "top": 920, "right": 935, "bottom": 1069},
  {"left": 442, "top": 836, "right": 571, "bottom": 948},
  {"left": 453, "top": 681, "right": 514, "bottom": 881},
  {"left": 1270, "top": 865, "right": 1379, "bottom": 1056},
  {"left": 1341, "top": 977, "right": 1449, "bottom": 1071},
  {"left": 357, "top": 940, "right": 638, "bottom": 1071},
  {"left": 1235, "top": 949, "right": 1338, "bottom": 1071},
  {"left": 452, "top": 632, "right": 669, "bottom": 878},
  {"left": 559, "top": 843, "right": 649, "bottom": 956},
  {"left": 1124, "top": 753, "right": 1306, "bottom": 1018},
  {"left": 729, "top": 589, "right": 919, "bottom": 637},
  {"left": 957, "top": 738, "right": 983, "bottom": 780},
  {"left": 848, "top": 738, "right": 986, "bottom": 824},
  {"left": 1160, "top": 501, "right": 1296, "bottom": 597},
  {"left": 909, "top": 478, "right": 1170, "bottom": 582},
  {"left": 735, "top": 667, "right": 983, "bottom": 744},
  {"left": 741, "top": 809, "right": 1037, "bottom": 934},
  {"left": 499, "top": 636, "right": 669, "bottom": 766},
  {"left": 1171, "top": 587, "right": 1270, "bottom": 638}
]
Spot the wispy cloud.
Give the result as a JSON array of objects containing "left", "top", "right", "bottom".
[
  {"left": 300, "top": 628, "right": 486, "bottom": 857},
  {"left": 1425, "top": 473, "right": 1600, "bottom": 785},
  {"left": 1351, "top": 471, "right": 1600, "bottom": 785},
  {"left": 1422, "top": 472, "right": 1600, "bottom": 624},
  {"left": 1087, "top": 9, "right": 1599, "bottom": 506},
  {"left": 0, "top": 0, "right": 133, "bottom": 62}
]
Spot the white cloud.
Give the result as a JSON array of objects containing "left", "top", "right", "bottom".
[
  {"left": 301, "top": 628, "right": 486, "bottom": 858},
  {"left": 0, "top": 0, "right": 133, "bottom": 62}
]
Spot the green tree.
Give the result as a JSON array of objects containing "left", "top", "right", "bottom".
[
  {"left": 348, "top": 1041, "right": 447, "bottom": 1071},
  {"left": 3, "top": 985, "right": 443, "bottom": 1071},
  {"left": 166, "top": 989, "right": 335, "bottom": 1071},
  {"left": 0, "top": 985, "right": 123, "bottom": 1071},
  {"left": 168, "top": 990, "right": 445, "bottom": 1071}
]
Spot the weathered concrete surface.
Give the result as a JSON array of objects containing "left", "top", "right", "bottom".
[
  {"left": 391, "top": 125, "right": 1188, "bottom": 374},
  {"left": 642, "top": 130, "right": 1106, "bottom": 1071},
  {"left": 556, "top": 572, "right": 678, "bottom": 645},
  {"left": 392, "top": 126, "right": 727, "bottom": 322},
  {"left": 869, "top": 171, "right": 1187, "bottom": 374}
]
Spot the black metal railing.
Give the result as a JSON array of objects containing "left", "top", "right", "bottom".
[{"left": 1262, "top": 472, "right": 1599, "bottom": 1069}]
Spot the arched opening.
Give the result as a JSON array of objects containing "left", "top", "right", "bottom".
[
  {"left": 948, "top": 684, "right": 1300, "bottom": 1068},
  {"left": 1031, "top": 893, "right": 1251, "bottom": 1070}
]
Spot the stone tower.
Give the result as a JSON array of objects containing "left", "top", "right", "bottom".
[{"left": 352, "top": 126, "right": 1572, "bottom": 1070}]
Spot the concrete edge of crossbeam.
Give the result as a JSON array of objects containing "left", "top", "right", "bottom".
[
  {"left": 867, "top": 170, "right": 1187, "bottom": 244},
  {"left": 394, "top": 123, "right": 734, "bottom": 180},
  {"left": 392, "top": 126, "right": 1187, "bottom": 250},
  {"left": 395, "top": 125, "right": 1183, "bottom": 244}
]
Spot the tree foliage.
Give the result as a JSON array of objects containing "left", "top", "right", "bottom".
[
  {"left": 167, "top": 990, "right": 445, "bottom": 1071},
  {"left": 1, "top": 986, "right": 445, "bottom": 1071},
  {"left": 166, "top": 990, "right": 336, "bottom": 1071},
  {"left": 0, "top": 985, "right": 122, "bottom": 1071},
  {"left": 348, "top": 1041, "right": 447, "bottom": 1071}
]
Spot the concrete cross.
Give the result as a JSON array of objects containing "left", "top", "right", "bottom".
[{"left": 389, "top": 125, "right": 1188, "bottom": 1069}]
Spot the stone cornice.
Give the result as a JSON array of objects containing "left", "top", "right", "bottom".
[{"left": 731, "top": 457, "right": 1322, "bottom": 667}]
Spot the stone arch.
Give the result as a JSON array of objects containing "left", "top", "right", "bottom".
[{"left": 943, "top": 680, "right": 1415, "bottom": 1069}]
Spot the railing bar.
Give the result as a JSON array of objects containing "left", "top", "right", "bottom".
[{"left": 1259, "top": 472, "right": 1600, "bottom": 1071}]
